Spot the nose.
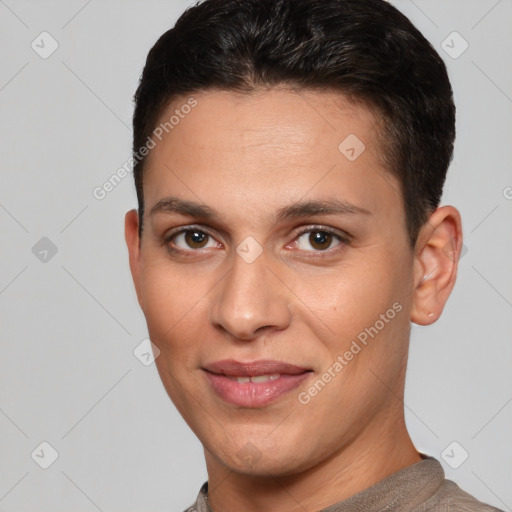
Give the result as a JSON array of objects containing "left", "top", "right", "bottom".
[{"left": 209, "top": 247, "right": 292, "bottom": 341}]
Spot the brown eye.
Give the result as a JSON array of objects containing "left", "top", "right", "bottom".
[
  {"left": 295, "top": 229, "right": 342, "bottom": 251},
  {"left": 169, "top": 229, "right": 218, "bottom": 251},
  {"left": 309, "top": 231, "right": 333, "bottom": 250},
  {"left": 184, "top": 230, "right": 209, "bottom": 248}
]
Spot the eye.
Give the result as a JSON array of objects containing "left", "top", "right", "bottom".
[
  {"left": 293, "top": 228, "right": 346, "bottom": 252},
  {"left": 167, "top": 228, "right": 219, "bottom": 251}
]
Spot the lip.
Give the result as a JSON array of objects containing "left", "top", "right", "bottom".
[{"left": 203, "top": 359, "right": 313, "bottom": 407}]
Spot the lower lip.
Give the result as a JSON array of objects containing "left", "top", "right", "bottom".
[{"left": 204, "top": 371, "right": 312, "bottom": 407}]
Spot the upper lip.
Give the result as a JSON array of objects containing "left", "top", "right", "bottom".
[{"left": 203, "top": 359, "right": 311, "bottom": 377}]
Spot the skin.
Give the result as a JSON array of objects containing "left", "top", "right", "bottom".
[{"left": 125, "top": 87, "right": 463, "bottom": 512}]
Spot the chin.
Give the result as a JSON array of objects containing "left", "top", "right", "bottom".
[{"left": 207, "top": 436, "right": 319, "bottom": 478}]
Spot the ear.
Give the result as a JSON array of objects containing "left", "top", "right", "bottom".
[
  {"left": 410, "top": 206, "right": 463, "bottom": 326},
  {"left": 125, "top": 209, "right": 144, "bottom": 308}
]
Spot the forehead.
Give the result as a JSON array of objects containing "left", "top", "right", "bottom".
[
  {"left": 151, "top": 87, "right": 378, "bottom": 159},
  {"left": 143, "top": 87, "right": 400, "bottom": 223}
]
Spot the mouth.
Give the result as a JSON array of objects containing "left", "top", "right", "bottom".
[{"left": 202, "top": 359, "right": 313, "bottom": 408}]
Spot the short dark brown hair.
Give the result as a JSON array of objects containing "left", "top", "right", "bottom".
[{"left": 132, "top": 0, "right": 456, "bottom": 247}]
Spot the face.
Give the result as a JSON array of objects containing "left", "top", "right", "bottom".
[{"left": 126, "top": 87, "right": 423, "bottom": 477}]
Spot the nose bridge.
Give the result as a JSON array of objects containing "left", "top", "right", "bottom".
[{"left": 210, "top": 246, "right": 291, "bottom": 340}]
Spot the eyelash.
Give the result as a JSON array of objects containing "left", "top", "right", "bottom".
[{"left": 162, "top": 224, "right": 351, "bottom": 256}]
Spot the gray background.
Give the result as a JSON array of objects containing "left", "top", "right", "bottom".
[{"left": 0, "top": 0, "right": 511, "bottom": 510}]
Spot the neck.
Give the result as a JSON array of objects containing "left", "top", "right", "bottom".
[{"left": 205, "top": 411, "right": 421, "bottom": 512}]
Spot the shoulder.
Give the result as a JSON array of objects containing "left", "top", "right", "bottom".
[{"left": 417, "top": 478, "right": 504, "bottom": 512}]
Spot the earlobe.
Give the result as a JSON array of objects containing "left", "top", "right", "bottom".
[
  {"left": 410, "top": 206, "right": 463, "bottom": 326},
  {"left": 125, "top": 209, "right": 143, "bottom": 308}
]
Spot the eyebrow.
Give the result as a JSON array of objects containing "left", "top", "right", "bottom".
[
  {"left": 149, "top": 196, "right": 371, "bottom": 221},
  {"left": 276, "top": 198, "right": 371, "bottom": 221},
  {"left": 149, "top": 197, "right": 217, "bottom": 218}
]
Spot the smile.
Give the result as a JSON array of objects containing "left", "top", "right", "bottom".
[{"left": 202, "top": 359, "right": 313, "bottom": 407}]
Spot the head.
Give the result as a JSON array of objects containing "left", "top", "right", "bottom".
[{"left": 126, "top": 0, "right": 462, "bottom": 480}]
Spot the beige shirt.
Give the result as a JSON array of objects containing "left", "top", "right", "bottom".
[{"left": 184, "top": 457, "right": 503, "bottom": 511}]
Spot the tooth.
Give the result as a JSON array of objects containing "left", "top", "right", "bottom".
[
  {"left": 251, "top": 375, "right": 270, "bottom": 383},
  {"left": 231, "top": 374, "right": 281, "bottom": 383}
]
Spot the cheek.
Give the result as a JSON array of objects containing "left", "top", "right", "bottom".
[
  {"left": 139, "top": 263, "right": 210, "bottom": 412},
  {"left": 298, "top": 257, "right": 396, "bottom": 331},
  {"left": 139, "top": 261, "right": 207, "bottom": 354},
  {"left": 294, "top": 248, "right": 409, "bottom": 372}
]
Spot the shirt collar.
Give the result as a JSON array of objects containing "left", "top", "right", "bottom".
[{"left": 187, "top": 456, "right": 445, "bottom": 512}]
